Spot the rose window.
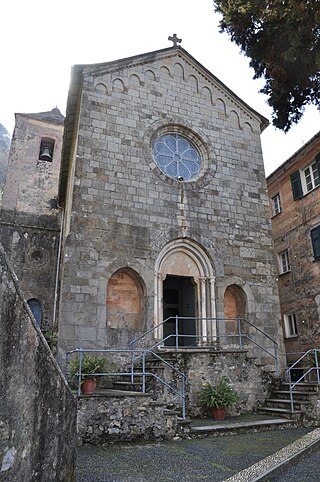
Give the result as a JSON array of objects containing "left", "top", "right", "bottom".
[{"left": 153, "top": 133, "right": 201, "bottom": 181}]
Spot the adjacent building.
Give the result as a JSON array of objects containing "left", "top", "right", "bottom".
[{"left": 267, "top": 131, "right": 320, "bottom": 362}]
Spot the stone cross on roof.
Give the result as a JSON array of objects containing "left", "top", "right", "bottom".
[{"left": 168, "top": 33, "right": 182, "bottom": 47}]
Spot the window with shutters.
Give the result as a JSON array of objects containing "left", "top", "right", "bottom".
[
  {"left": 311, "top": 225, "right": 320, "bottom": 261},
  {"left": 272, "top": 193, "right": 282, "bottom": 216},
  {"left": 290, "top": 153, "right": 320, "bottom": 200},
  {"left": 302, "top": 161, "right": 320, "bottom": 193},
  {"left": 278, "top": 250, "right": 290, "bottom": 274},
  {"left": 283, "top": 313, "right": 298, "bottom": 338}
]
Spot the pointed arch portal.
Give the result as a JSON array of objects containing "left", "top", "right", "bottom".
[{"left": 155, "top": 239, "right": 216, "bottom": 346}]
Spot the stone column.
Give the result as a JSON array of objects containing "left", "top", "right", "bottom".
[
  {"left": 196, "top": 277, "right": 208, "bottom": 346},
  {"left": 208, "top": 276, "right": 217, "bottom": 343},
  {"left": 154, "top": 272, "right": 166, "bottom": 341}
]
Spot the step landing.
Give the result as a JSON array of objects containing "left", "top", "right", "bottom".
[{"left": 189, "top": 414, "right": 295, "bottom": 436}]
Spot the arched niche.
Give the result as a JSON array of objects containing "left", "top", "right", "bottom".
[
  {"left": 27, "top": 298, "right": 42, "bottom": 327},
  {"left": 154, "top": 238, "right": 216, "bottom": 345},
  {"left": 94, "top": 82, "right": 108, "bottom": 95},
  {"left": 224, "top": 284, "right": 247, "bottom": 335},
  {"left": 112, "top": 78, "right": 125, "bottom": 92},
  {"left": 129, "top": 73, "right": 141, "bottom": 87},
  {"left": 106, "top": 268, "right": 144, "bottom": 330}
]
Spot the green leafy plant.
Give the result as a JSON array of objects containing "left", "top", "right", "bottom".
[
  {"left": 44, "top": 329, "right": 58, "bottom": 349},
  {"left": 68, "top": 354, "right": 107, "bottom": 385},
  {"left": 198, "top": 377, "right": 239, "bottom": 410}
]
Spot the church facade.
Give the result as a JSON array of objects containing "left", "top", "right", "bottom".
[{"left": 55, "top": 44, "right": 282, "bottom": 365}]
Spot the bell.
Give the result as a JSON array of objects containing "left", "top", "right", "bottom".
[{"left": 39, "top": 146, "right": 52, "bottom": 161}]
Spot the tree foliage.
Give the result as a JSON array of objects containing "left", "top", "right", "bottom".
[{"left": 214, "top": 1, "right": 320, "bottom": 131}]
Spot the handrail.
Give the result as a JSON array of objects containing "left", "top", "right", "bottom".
[
  {"left": 286, "top": 348, "right": 320, "bottom": 412},
  {"left": 66, "top": 348, "right": 188, "bottom": 418},
  {"left": 129, "top": 316, "right": 279, "bottom": 373}
]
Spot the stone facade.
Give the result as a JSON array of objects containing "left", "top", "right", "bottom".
[
  {"left": 0, "top": 108, "right": 64, "bottom": 342},
  {"left": 57, "top": 46, "right": 282, "bottom": 369},
  {"left": 267, "top": 131, "right": 320, "bottom": 360},
  {"left": 0, "top": 243, "right": 76, "bottom": 481}
]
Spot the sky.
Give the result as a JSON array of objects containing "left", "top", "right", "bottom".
[{"left": 1, "top": 0, "right": 319, "bottom": 176}]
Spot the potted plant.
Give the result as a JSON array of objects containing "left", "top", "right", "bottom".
[
  {"left": 198, "top": 377, "right": 239, "bottom": 420},
  {"left": 69, "top": 354, "right": 106, "bottom": 394}
]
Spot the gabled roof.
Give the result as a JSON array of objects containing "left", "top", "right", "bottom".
[
  {"left": 17, "top": 107, "right": 64, "bottom": 126},
  {"left": 59, "top": 46, "right": 269, "bottom": 205},
  {"left": 75, "top": 46, "right": 269, "bottom": 129}
]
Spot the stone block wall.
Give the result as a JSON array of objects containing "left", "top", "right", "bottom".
[
  {"left": 1, "top": 113, "right": 63, "bottom": 216},
  {"left": 0, "top": 243, "right": 76, "bottom": 481},
  {"left": 144, "top": 351, "right": 272, "bottom": 418},
  {"left": 0, "top": 219, "right": 60, "bottom": 337},
  {"left": 77, "top": 394, "right": 179, "bottom": 445}
]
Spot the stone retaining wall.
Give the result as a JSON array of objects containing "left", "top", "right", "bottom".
[
  {"left": 76, "top": 350, "right": 275, "bottom": 445},
  {"left": 0, "top": 243, "right": 77, "bottom": 481},
  {"left": 77, "top": 394, "right": 180, "bottom": 445}
]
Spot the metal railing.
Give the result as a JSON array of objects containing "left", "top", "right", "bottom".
[
  {"left": 66, "top": 348, "right": 188, "bottom": 418},
  {"left": 129, "top": 316, "right": 279, "bottom": 373},
  {"left": 285, "top": 349, "right": 320, "bottom": 412}
]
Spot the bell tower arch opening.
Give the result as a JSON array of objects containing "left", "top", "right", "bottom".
[{"left": 155, "top": 238, "right": 216, "bottom": 346}]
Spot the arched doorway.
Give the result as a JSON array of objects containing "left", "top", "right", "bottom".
[{"left": 155, "top": 238, "right": 216, "bottom": 346}]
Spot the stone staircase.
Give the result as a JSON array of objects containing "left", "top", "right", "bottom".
[
  {"left": 111, "top": 351, "right": 176, "bottom": 392},
  {"left": 258, "top": 380, "right": 320, "bottom": 420}
]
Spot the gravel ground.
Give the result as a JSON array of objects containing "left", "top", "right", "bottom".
[
  {"left": 272, "top": 447, "right": 320, "bottom": 481},
  {"left": 76, "top": 428, "right": 310, "bottom": 482}
]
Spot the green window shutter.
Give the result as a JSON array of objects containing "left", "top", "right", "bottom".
[
  {"left": 311, "top": 226, "right": 320, "bottom": 261},
  {"left": 290, "top": 171, "right": 303, "bottom": 200},
  {"left": 315, "top": 152, "right": 320, "bottom": 176}
]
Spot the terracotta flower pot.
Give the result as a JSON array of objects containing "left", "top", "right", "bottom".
[
  {"left": 212, "top": 407, "right": 225, "bottom": 420},
  {"left": 81, "top": 377, "right": 97, "bottom": 395}
]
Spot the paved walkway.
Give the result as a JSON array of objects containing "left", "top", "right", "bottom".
[
  {"left": 273, "top": 447, "right": 320, "bottom": 481},
  {"left": 76, "top": 427, "right": 313, "bottom": 481}
]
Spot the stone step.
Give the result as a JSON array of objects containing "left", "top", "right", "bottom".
[
  {"left": 77, "top": 388, "right": 150, "bottom": 398},
  {"left": 257, "top": 407, "right": 301, "bottom": 419},
  {"left": 189, "top": 417, "right": 294, "bottom": 436},
  {"left": 281, "top": 382, "right": 320, "bottom": 391},
  {"left": 275, "top": 390, "right": 316, "bottom": 398},
  {"left": 266, "top": 398, "right": 311, "bottom": 406},
  {"left": 163, "top": 408, "right": 181, "bottom": 416},
  {"left": 112, "top": 381, "right": 143, "bottom": 391},
  {"left": 135, "top": 362, "right": 166, "bottom": 370}
]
